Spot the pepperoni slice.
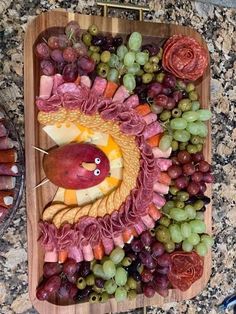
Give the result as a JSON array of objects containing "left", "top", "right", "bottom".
[
  {"left": 163, "top": 35, "right": 208, "bottom": 81},
  {"left": 168, "top": 251, "right": 204, "bottom": 291}
]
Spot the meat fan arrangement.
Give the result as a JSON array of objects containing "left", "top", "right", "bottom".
[{"left": 33, "top": 20, "right": 213, "bottom": 304}]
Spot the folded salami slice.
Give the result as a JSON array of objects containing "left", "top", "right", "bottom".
[
  {"left": 0, "top": 137, "right": 17, "bottom": 150},
  {"left": 0, "top": 176, "right": 16, "bottom": 190},
  {"left": 0, "top": 163, "right": 18, "bottom": 176},
  {"left": 0, "top": 190, "right": 14, "bottom": 208},
  {"left": 0, "top": 123, "right": 7, "bottom": 137},
  {"left": 0, "top": 149, "right": 17, "bottom": 163}
]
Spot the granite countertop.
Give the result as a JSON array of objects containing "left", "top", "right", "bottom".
[{"left": 0, "top": 0, "right": 235, "bottom": 313}]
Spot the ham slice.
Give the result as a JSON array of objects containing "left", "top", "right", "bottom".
[
  {"left": 0, "top": 176, "right": 16, "bottom": 190},
  {"left": 141, "top": 214, "right": 155, "bottom": 228},
  {"left": 57, "top": 83, "right": 79, "bottom": 95},
  {"left": 102, "top": 237, "right": 114, "bottom": 255},
  {"left": 39, "top": 75, "right": 54, "bottom": 99},
  {"left": 113, "top": 234, "right": 124, "bottom": 247},
  {"left": 153, "top": 182, "right": 169, "bottom": 194},
  {"left": 0, "top": 137, "right": 17, "bottom": 150},
  {"left": 82, "top": 243, "right": 94, "bottom": 261},
  {"left": 0, "top": 123, "right": 7, "bottom": 137},
  {"left": 153, "top": 147, "right": 172, "bottom": 158},
  {"left": 124, "top": 95, "right": 139, "bottom": 108},
  {"left": 134, "top": 220, "right": 146, "bottom": 235},
  {"left": 52, "top": 74, "right": 64, "bottom": 94}
]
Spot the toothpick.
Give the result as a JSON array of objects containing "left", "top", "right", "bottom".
[
  {"left": 34, "top": 178, "right": 49, "bottom": 189},
  {"left": 32, "top": 146, "right": 48, "bottom": 154}
]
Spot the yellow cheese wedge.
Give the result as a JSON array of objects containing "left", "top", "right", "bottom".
[
  {"left": 64, "top": 190, "right": 77, "bottom": 205},
  {"left": 43, "top": 123, "right": 81, "bottom": 145}
]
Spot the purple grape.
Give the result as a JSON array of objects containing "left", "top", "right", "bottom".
[
  {"left": 50, "top": 49, "right": 64, "bottom": 62},
  {"left": 62, "top": 258, "right": 77, "bottom": 276},
  {"left": 95, "top": 278, "right": 104, "bottom": 288},
  {"left": 78, "top": 261, "right": 90, "bottom": 277},
  {"left": 165, "top": 97, "right": 176, "bottom": 110},
  {"left": 35, "top": 42, "right": 50, "bottom": 59},
  {"left": 113, "top": 36, "right": 123, "bottom": 47},
  {"left": 148, "top": 82, "right": 163, "bottom": 98},
  {"left": 155, "top": 266, "right": 170, "bottom": 275},
  {"left": 142, "top": 44, "right": 159, "bottom": 56},
  {"left": 36, "top": 286, "right": 49, "bottom": 301},
  {"left": 163, "top": 73, "right": 176, "bottom": 89},
  {"left": 143, "top": 283, "right": 155, "bottom": 298},
  {"left": 76, "top": 286, "right": 92, "bottom": 301},
  {"left": 43, "top": 262, "right": 63, "bottom": 278},
  {"left": 151, "top": 242, "right": 165, "bottom": 258},
  {"left": 62, "top": 63, "right": 78, "bottom": 82},
  {"left": 131, "top": 271, "right": 141, "bottom": 282},
  {"left": 91, "top": 35, "right": 105, "bottom": 46},
  {"left": 173, "top": 90, "right": 183, "bottom": 103},
  {"left": 154, "top": 274, "right": 169, "bottom": 289},
  {"left": 44, "top": 275, "right": 61, "bottom": 294},
  {"left": 78, "top": 56, "right": 95, "bottom": 74},
  {"left": 162, "top": 87, "right": 172, "bottom": 95},
  {"left": 40, "top": 60, "right": 55, "bottom": 76},
  {"left": 157, "top": 253, "right": 171, "bottom": 267},
  {"left": 66, "top": 274, "right": 78, "bottom": 284},
  {"left": 141, "top": 230, "right": 153, "bottom": 247},
  {"left": 155, "top": 94, "right": 168, "bottom": 108},
  {"left": 139, "top": 251, "right": 157, "bottom": 269},
  {"left": 131, "top": 239, "right": 144, "bottom": 253}
]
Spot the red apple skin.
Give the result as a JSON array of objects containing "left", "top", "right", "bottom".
[{"left": 43, "top": 143, "right": 110, "bottom": 189}]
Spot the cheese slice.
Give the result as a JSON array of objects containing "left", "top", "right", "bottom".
[
  {"left": 110, "top": 167, "right": 123, "bottom": 180},
  {"left": 53, "top": 188, "right": 65, "bottom": 203},
  {"left": 76, "top": 189, "right": 93, "bottom": 206},
  {"left": 110, "top": 158, "right": 123, "bottom": 169},
  {"left": 43, "top": 123, "right": 80, "bottom": 145},
  {"left": 64, "top": 189, "right": 77, "bottom": 205}
]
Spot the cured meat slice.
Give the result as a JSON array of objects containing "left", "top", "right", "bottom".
[
  {"left": 112, "top": 85, "right": 130, "bottom": 103},
  {"left": 0, "top": 123, "right": 7, "bottom": 137},
  {"left": 36, "top": 94, "right": 62, "bottom": 112},
  {"left": 0, "top": 176, "right": 16, "bottom": 190},
  {"left": 91, "top": 77, "right": 107, "bottom": 96},
  {"left": 39, "top": 75, "right": 54, "bottom": 99},
  {"left": 0, "top": 190, "right": 14, "bottom": 208},
  {"left": 143, "top": 121, "right": 163, "bottom": 139},
  {"left": 0, "top": 137, "right": 17, "bottom": 150},
  {"left": 0, "top": 149, "right": 17, "bottom": 163},
  {"left": 52, "top": 74, "right": 64, "bottom": 94}
]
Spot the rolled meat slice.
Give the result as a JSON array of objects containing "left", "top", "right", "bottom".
[
  {"left": 156, "top": 158, "right": 172, "bottom": 171},
  {"left": 153, "top": 182, "right": 169, "bottom": 195},
  {"left": 0, "top": 137, "right": 17, "bottom": 150},
  {"left": 80, "top": 76, "right": 92, "bottom": 89},
  {"left": 153, "top": 192, "right": 166, "bottom": 208},
  {"left": 39, "top": 75, "right": 54, "bottom": 99},
  {"left": 143, "top": 113, "right": 157, "bottom": 125},
  {"left": 0, "top": 149, "right": 17, "bottom": 163},
  {"left": 143, "top": 121, "right": 163, "bottom": 139},
  {"left": 0, "top": 206, "right": 8, "bottom": 222},
  {"left": 0, "top": 176, "right": 16, "bottom": 190},
  {"left": 52, "top": 74, "right": 64, "bottom": 94},
  {"left": 68, "top": 246, "right": 84, "bottom": 263},
  {"left": 153, "top": 147, "right": 172, "bottom": 158},
  {"left": 112, "top": 85, "right": 130, "bottom": 103},
  {"left": 81, "top": 242, "right": 94, "bottom": 261},
  {"left": 0, "top": 190, "right": 14, "bottom": 208},
  {"left": 91, "top": 77, "right": 107, "bottom": 96},
  {"left": 44, "top": 248, "right": 58, "bottom": 263},
  {"left": 0, "top": 123, "right": 7, "bottom": 137},
  {"left": 0, "top": 163, "right": 18, "bottom": 176}
]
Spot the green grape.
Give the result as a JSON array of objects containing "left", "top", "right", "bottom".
[
  {"left": 193, "top": 200, "right": 204, "bottom": 211},
  {"left": 159, "top": 134, "right": 173, "bottom": 151},
  {"left": 189, "top": 90, "right": 198, "bottom": 101},
  {"left": 187, "top": 233, "right": 200, "bottom": 245},
  {"left": 196, "top": 143, "right": 203, "bottom": 152},
  {"left": 178, "top": 98, "right": 191, "bottom": 111},
  {"left": 89, "top": 292, "right": 99, "bottom": 303},
  {"left": 90, "top": 45, "right": 100, "bottom": 53},
  {"left": 144, "top": 62, "right": 154, "bottom": 73},
  {"left": 110, "top": 247, "right": 125, "bottom": 265},
  {"left": 156, "top": 72, "right": 165, "bottom": 83},
  {"left": 187, "top": 144, "right": 198, "bottom": 154},
  {"left": 160, "top": 110, "right": 171, "bottom": 121},
  {"left": 182, "top": 111, "right": 199, "bottom": 122},
  {"left": 176, "top": 80, "right": 186, "bottom": 90},
  {"left": 102, "top": 260, "right": 116, "bottom": 279},
  {"left": 159, "top": 216, "right": 171, "bottom": 227},
  {"left": 171, "top": 140, "right": 179, "bottom": 151},
  {"left": 170, "top": 118, "right": 187, "bottom": 130},
  {"left": 101, "top": 256, "right": 110, "bottom": 264},
  {"left": 162, "top": 200, "right": 175, "bottom": 213},
  {"left": 127, "top": 277, "right": 137, "bottom": 290},
  {"left": 191, "top": 101, "right": 200, "bottom": 111},
  {"left": 197, "top": 109, "right": 212, "bottom": 121},
  {"left": 201, "top": 235, "right": 214, "bottom": 248},
  {"left": 100, "top": 50, "right": 111, "bottom": 63},
  {"left": 176, "top": 191, "right": 189, "bottom": 202},
  {"left": 169, "top": 186, "right": 179, "bottom": 195},
  {"left": 127, "top": 62, "right": 140, "bottom": 75},
  {"left": 169, "top": 224, "right": 183, "bottom": 243},
  {"left": 91, "top": 52, "right": 101, "bottom": 64},
  {"left": 185, "top": 205, "right": 196, "bottom": 220},
  {"left": 180, "top": 222, "right": 192, "bottom": 238},
  {"left": 107, "top": 68, "right": 119, "bottom": 82},
  {"left": 186, "top": 83, "right": 195, "bottom": 93},
  {"left": 182, "top": 239, "right": 193, "bottom": 252},
  {"left": 149, "top": 55, "right": 159, "bottom": 63},
  {"left": 169, "top": 208, "right": 188, "bottom": 222},
  {"left": 124, "top": 51, "right": 136, "bottom": 67},
  {"left": 115, "top": 267, "right": 128, "bottom": 286},
  {"left": 93, "top": 285, "right": 103, "bottom": 293},
  {"left": 186, "top": 122, "right": 201, "bottom": 135},
  {"left": 93, "top": 264, "right": 107, "bottom": 279},
  {"left": 104, "top": 279, "right": 117, "bottom": 294},
  {"left": 173, "top": 130, "right": 191, "bottom": 142},
  {"left": 164, "top": 241, "right": 175, "bottom": 253},
  {"left": 142, "top": 73, "right": 153, "bottom": 84},
  {"left": 195, "top": 212, "right": 205, "bottom": 220},
  {"left": 135, "top": 51, "right": 149, "bottom": 65},
  {"left": 195, "top": 121, "right": 208, "bottom": 137},
  {"left": 108, "top": 54, "right": 119, "bottom": 68},
  {"left": 195, "top": 242, "right": 208, "bottom": 256},
  {"left": 123, "top": 73, "right": 136, "bottom": 92},
  {"left": 99, "top": 291, "right": 109, "bottom": 303},
  {"left": 179, "top": 142, "right": 188, "bottom": 150},
  {"left": 86, "top": 274, "right": 95, "bottom": 286},
  {"left": 128, "top": 290, "right": 137, "bottom": 300},
  {"left": 121, "top": 257, "right": 132, "bottom": 267},
  {"left": 190, "top": 135, "right": 201, "bottom": 145},
  {"left": 155, "top": 225, "right": 171, "bottom": 243},
  {"left": 128, "top": 32, "right": 142, "bottom": 51},
  {"left": 189, "top": 220, "right": 206, "bottom": 234},
  {"left": 175, "top": 200, "right": 185, "bottom": 209},
  {"left": 115, "top": 286, "right": 127, "bottom": 302},
  {"left": 117, "top": 45, "right": 128, "bottom": 60},
  {"left": 77, "top": 277, "right": 86, "bottom": 289}
]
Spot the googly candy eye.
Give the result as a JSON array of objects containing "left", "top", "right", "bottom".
[
  {"left": 94, "top": 169, "right": 100, "bottom": 176},
  {"left": 95, "top": 158, "right": 101, "bottom": 164}
]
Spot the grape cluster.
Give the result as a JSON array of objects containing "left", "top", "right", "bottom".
[
  {"left": 167, "top": 150, "right": 213, "bottom": 195},
  {"left": 35, "top": 21, "right": 95, "bottom": 81}
]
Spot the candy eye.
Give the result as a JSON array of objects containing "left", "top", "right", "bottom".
[
  {"left": 95, "top": 158, "right": 101, "bottom": 165},
  {"left": 94, "top": 169, "right": 100, "bottom": 176}
]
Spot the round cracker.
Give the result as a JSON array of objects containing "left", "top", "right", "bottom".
[
  {"left": 60, "top": 207, "right": 80, "bottom": 225},
  {"left": 52, "top": 207, "right": 71, "bottom": 228},
  {"left": 74, "top": 205, "right": 90, "bottom": 222},
  {"left": 42, "top": 203, "right": 67, "bottom": 222}
]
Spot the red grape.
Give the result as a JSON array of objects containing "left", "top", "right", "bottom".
[
  {"left": 50, "top": 49, "right": 64, "bottom": 62},
  {"left": 48, "top": 36, "right": 60, "bottom": 49},
  {"left": 73, "top": 42, "right": 88, "bottom": 57},
  {"left": 183, "top": 162, "right": 195, "bottom": 176},
  {"left": 171, "top": 156, "right": 180, "bottom": 165},
  {"left": 192, "top": 152, "right": 204, "bottom": 162},
  {"left": 78, "top": 261, "right": 90, "bottom": 277},
  {"left": 173, "top": 90, "right": 183, "bottom": 103},
  {"left": 165, "top": 97, "right": 176, "bottom": 110},
  {"left": 177, "top": 150, "right": 192, "bottom": 164},
  {"left": 187, "top": 182, "right": 200, "bottom": 195},
  {"left": 43, "top": 262, "right": 62, "bottom": 278},
  {"left": 143, "top": 284, "right": 155, "bottom": 298},
  {"left": 191, "top": 171, "right": 203, "bottom": 183},
  {"left": 44, "top": 275, "right": 61, "bottom": 294},
  {"left": 95, "top": 278, "right": 105, "bottom": 288},
  {"left": 78, "top": 56, "right": 95, "bottom": 73},
  {"left": 154, "top": 94, "right": 168, "bottom": 108},
  {"left": 203, "top": 172, "right": 214, "bottom": 183},
  {"left": 139, "top": 251, "right": 157, "bottom": 269},
  {"left": 63, "top": 258, "right": 77, "bottom": 276},
  {"left": 36, "top": 286, "right": 49, "bottom": 301},
  {"left": 167, "top": 165, "right": 182, "bottom": 179},
  {"left": 199, "top": 181, "right": 207, "bottom": 194},
  {"left": 65, "top": 21, "right": 80, "bottom": 39},
  {"left": 157, "top": 253, "right": 171, "bottom": 267},
  {"left": 141, "top": 230, "right": 153, "bottom": 247},
  {"left": 163, "top": 73, "right": 176, "bottom": 89},
  {"left": 69, "top": 284, "right": 78, "bottom": 300},
  {"left": 175, "top": 176, "right": 189, "bottom": 189},
  {"left": 154, "top": 274, "right": 169, "bottom": 289},
  {"left": 40, "top": 60, "right": 55, "bottom": 76},
  {"left": 35, "top": 42, "right": 50, "bottom": 59},
  {"left": 162, "top": 87, "right": 172, "bottom": 95},
  {"left": 67, "top": 274, "right": 78, "bottom": 284},
  {"left": 151, "top": 242, "right": 165, "bottom": 257},
  {"left": 155, "top": 266, "right": 170, "bottom": 275},
  {"left": 62, "top": 63, "right": 78, "bottom": 82},
  {"left": 58, "top": 280, "right": 71, "bottom": 298},
  {"left": 131, "top": 239, "right": 144, "bottom": 252},
  {"left": 199, "top": 160, "right": 210, "bottom": 173},
  {"left": 63, "top": 47, "right": 77, "bottom": 63},
  {"left": 58, "top": 34, "right": 70, "bottom": 49},
  {"left": 148, "top": 83, "right": 162, "bottom": 98},
  {"left": 141, "top": 269, "right": 154, "bottom": 283}
]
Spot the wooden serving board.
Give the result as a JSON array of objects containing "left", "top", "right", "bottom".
[{"left": 24, "top": 10, "right": 212, "bottom": 314}]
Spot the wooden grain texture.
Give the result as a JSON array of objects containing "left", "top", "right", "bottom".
[{"left": 24, "top": 10, "right": 211, "bottom": 314}]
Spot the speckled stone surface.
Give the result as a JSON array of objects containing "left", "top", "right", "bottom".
[{"left": 0, "top": 0, "right": 235, "bottom": 313}]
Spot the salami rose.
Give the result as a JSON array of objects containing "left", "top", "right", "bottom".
[
  {"left": 168, "top": 251, "right": 204, "bottom": 291},
  {"left": 163, "top": 35, "right": 208, "bottom": 81}
]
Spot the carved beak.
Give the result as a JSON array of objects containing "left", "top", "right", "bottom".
[{"left": 82, "top": 162, "right": 96, "bottom": 171}]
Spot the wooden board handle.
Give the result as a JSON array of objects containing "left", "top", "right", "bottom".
[{"left": 96, "top": 1, "right": 149, "bottom": 20}]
